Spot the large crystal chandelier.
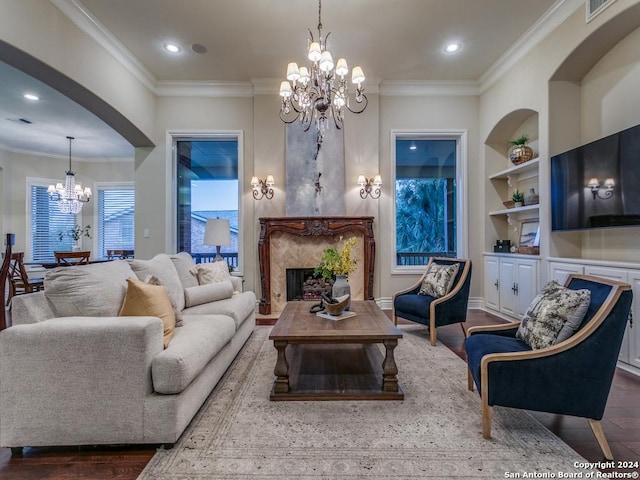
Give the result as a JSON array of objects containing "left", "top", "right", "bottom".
[
  {"left": 47, "top": 136, "right": 92, "bottom": 214},
  {"left": 278, "top": 0, "right": 367, "bottom": 142}
]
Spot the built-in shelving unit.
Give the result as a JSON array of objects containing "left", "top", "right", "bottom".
[{"left": 484, "top": 110, "right": 541, "bottom": 254}]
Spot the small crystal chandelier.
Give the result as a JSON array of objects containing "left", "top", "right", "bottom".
[
  {"left": 279, "top": 0, "right": 367, "bottom": 142},
  {"left": 47, "top": 136, "right": 92, "bottom": 214}
]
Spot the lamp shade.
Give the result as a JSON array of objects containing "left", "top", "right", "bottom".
[{"left": 204, "top": 218, "right": 231, "bottom": 246}]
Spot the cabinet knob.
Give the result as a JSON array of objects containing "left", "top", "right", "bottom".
[
  {"left": 494, "top": 280, "right": 499, "bottom": 289},
  {"left": 512, "top": 283, "right": 519, "bottom": 295}
]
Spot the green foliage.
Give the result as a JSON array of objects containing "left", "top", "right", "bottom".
[
  {"left": 314, "top": 236, "right": 357, "bottom": 281},
  {"left": 509, "top": 134, "right": 530, "bottom": 146},
  {"left": 58, "top": 224, "right": 91, "bottom": 242},
  {"left": 396, "top": 179, "right": 448, "bottom": 253},
  {"left": 512, "top": 190, "right": 525, "bottom": 203}
]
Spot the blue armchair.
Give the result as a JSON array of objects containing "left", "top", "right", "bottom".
[
  {"left": 392, "top": 257, "right": 472, "bottom": 346},
  {"left": 465, "top": 274, "right": 633, "bottom": 460}
]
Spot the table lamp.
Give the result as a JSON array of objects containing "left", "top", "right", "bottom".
[{"left": 204, "top": 218, "right": 231, "bottom": 262}]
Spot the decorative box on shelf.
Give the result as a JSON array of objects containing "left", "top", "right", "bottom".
[{"left": 517, "top": 246, "right": 539, "bottom": 255}]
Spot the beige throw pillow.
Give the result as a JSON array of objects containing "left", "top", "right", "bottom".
[
  {"left": 418, "top": 262, "right": 460, "bottom": 298},
  {"left": 191, "top": 261, "right": 231, "bottom": 285},
  {"left": 184, "top": 281, "right": 234, "bottom": 307},
  {"left": 119, "top": 277, "right": 176, "bottom": 348},
  {"left": 145, "top": 275, "right": 184, "bottom": 327}
]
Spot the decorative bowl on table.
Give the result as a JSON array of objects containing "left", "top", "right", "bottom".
[{"left": 324, "top": 295, "right": 350, "bottom": 316}]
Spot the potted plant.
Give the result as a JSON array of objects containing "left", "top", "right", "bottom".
[
  {"left": 512, "top": 190, "right": 525, "bottom": 208},
  {"left": 314, "top": 236, "right": 357, "bottom": 307},
  {"left": 508, "top": 134, "right": 534, "bottom": 165},
  {"left": 58, "top": 224, "right": 91, "bottom": 251}
]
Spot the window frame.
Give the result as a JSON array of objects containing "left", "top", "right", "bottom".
[
  {"left": 390, "top": 129, "right": 468, "bottom": 274},
  {"left": 167, "top": 130, "right": 244, "bottom": 275},
  {"left": 93, "top": 181, "right": 135, "bottom": 260}
]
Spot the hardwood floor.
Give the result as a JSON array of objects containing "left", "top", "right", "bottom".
[{"left": 1, "top": 309, "right": 638, "bottom": 479}]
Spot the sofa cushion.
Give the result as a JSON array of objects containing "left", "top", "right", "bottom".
[
  {"left": 516, "top": 280, "right": 591, "bottom": 349},
  {"left": 184, "top": 281, "right": 234, "bottom": 307},
  {"left": 182, "top": 290, "right": 256, "bottom": 330},
  {"left": 129, "top": 254, "right": 185, "bottom": 311},
  {"left": 44, "top": 260, "right": 134, "bottom": 317},
  {"left": 418, "top": 262, "right": 459, "bottom": 298},
  {"left": 145, "top": 275, "right": 184, "bottom": 327},
  {"left": 119, "top": 278, "right": 176, "bottom": 348},
  {"left": 151, "top": 314, "right": 236, "bottom": 394},
  {"left": 170, "top": 252, "right": 199, "bottom": 289},
  {"left": 191, "top": 261, "right": 231, "bottom": 285}
]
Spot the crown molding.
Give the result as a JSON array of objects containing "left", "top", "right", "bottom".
[
  {"left": 49, "top": 0, "right": 157, "bottom": 91},
  {"left": 155, "top": 81, "right": 254, "bottom": 97},
  {"left": 479, "top": 0, "right": 583, "bottom": 92},
  {"left": 380, "top": 80, "right": 479, "bottom": 96}
]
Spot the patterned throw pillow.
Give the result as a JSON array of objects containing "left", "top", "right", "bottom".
[
  {"left": 516, "top": 280, "right": 591, "bottom": 349},
  {"left": 191, "top": 261, "right": 231, "bottom": 285},
  {"left": 418, "top": 263, "right": 460, "bottom": 298}
]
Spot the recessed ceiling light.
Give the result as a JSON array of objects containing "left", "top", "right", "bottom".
[
  {"left": 164, "top": 43, "right": 181, "bottom": 53},
  {"left": 23, "top": 93, "right": 39, "bottom": 101},
  {"left": 444, "top": 43, "right": 462, "bottom": 53}
]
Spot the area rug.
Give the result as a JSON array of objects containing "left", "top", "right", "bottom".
[{"left": 138, "top": 325, "right": 590, "bottom": 479}]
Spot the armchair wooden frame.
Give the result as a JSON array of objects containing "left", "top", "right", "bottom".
[
  {"left": 467, "top": 274, "right": 631, "bottom": 460},
  {"left": 392, "top": 257, "right": 472, "bottom": 346}
]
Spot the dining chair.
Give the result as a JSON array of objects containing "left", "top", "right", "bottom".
[
  {"left": 54, "top": 251, "right": 91, "bottom": 266},
  {"left": 6, "top": 252, "right": 44, "bottom": 306}
]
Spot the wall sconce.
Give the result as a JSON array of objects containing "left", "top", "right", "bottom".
[
  {"left": 358, "top": 175, "right": 382, "bottom": 199},
  {"left": 251, "top": 175, "right": 275, "bottom": 200},
  {"left": 587, "top": 177, "right": 615, "bottom": 200}
]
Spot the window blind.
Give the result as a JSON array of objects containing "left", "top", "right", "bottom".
[
  {"left": 97, "top": 188, "right": 135, "bottom": 259},
  {"left": 30, "top": 185, "right": 76, "bottom": 262}
]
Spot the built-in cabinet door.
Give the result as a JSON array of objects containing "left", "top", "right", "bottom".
[
  {"left": 499, "top": 257, "right": 517, "bottom": 317},
  {"left": 515, "top": 259, "right": 539, "bottom": 318},
  {"left": 625, "top": 271, "right": 640, "bottom": 369},
  {"left": 548, "top": 261, "right": 584, "bottom": 286},
  {"left": 484, "top": 256, "right": 500, "bottom": 311}
]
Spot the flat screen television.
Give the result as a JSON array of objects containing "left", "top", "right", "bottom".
[{"left": 551, "top": 123, "right": 640, "bottom": 231}]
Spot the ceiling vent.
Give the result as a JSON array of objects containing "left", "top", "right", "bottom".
[{"left": 586, "top": 0, "right": 616, "bottom": 22}]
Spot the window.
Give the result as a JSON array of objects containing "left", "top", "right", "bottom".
[
  {"left": 175, "top": 136, "right": 241, "bottom": 271},
  {"left": 96, "top": 183, "right": 135, "bottom": 259},
  {"left": 392, "top": 132, "right": 466, "bottom": 269},
  {"left": 29, "top": 180, "right": 77, "bottom": 262}
]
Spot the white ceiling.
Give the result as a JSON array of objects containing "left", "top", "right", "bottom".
[{"left": 0, "top": 0, "right": 568, "bottom": 160}]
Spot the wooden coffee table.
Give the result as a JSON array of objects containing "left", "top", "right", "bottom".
[{"left": 269, "top": 300, "right": 404, "bottom": 401}]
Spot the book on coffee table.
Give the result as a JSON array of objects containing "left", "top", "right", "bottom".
[{"left": 316, "top": 311, "right": 358, "bottom": 321}]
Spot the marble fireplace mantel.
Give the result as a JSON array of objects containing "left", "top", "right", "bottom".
[{"left": 258, "top": 216, "right": 375, "bottom": 315}]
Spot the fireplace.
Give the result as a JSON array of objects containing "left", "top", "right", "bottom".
[
  {"left": 258, "top": 216, "right": 375, "bottom": 314},
  {"left": 286, "top": 268, "right": 332, "bottom": 301}
]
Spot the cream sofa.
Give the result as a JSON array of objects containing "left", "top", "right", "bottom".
[{"left": 0, "top": 253, "right": 256, "bottom": 451}]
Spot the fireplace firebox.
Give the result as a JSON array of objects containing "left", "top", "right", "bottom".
[{"left": 286, "top": 268, "right": 332, "bottom": 301}]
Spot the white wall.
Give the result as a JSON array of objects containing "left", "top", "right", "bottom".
[
  {"left": 380, "top": 94, "right": 480, "bottom": 299},
  {"left": 0, "top": 149, "right": 133, "bottom": 256}
]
